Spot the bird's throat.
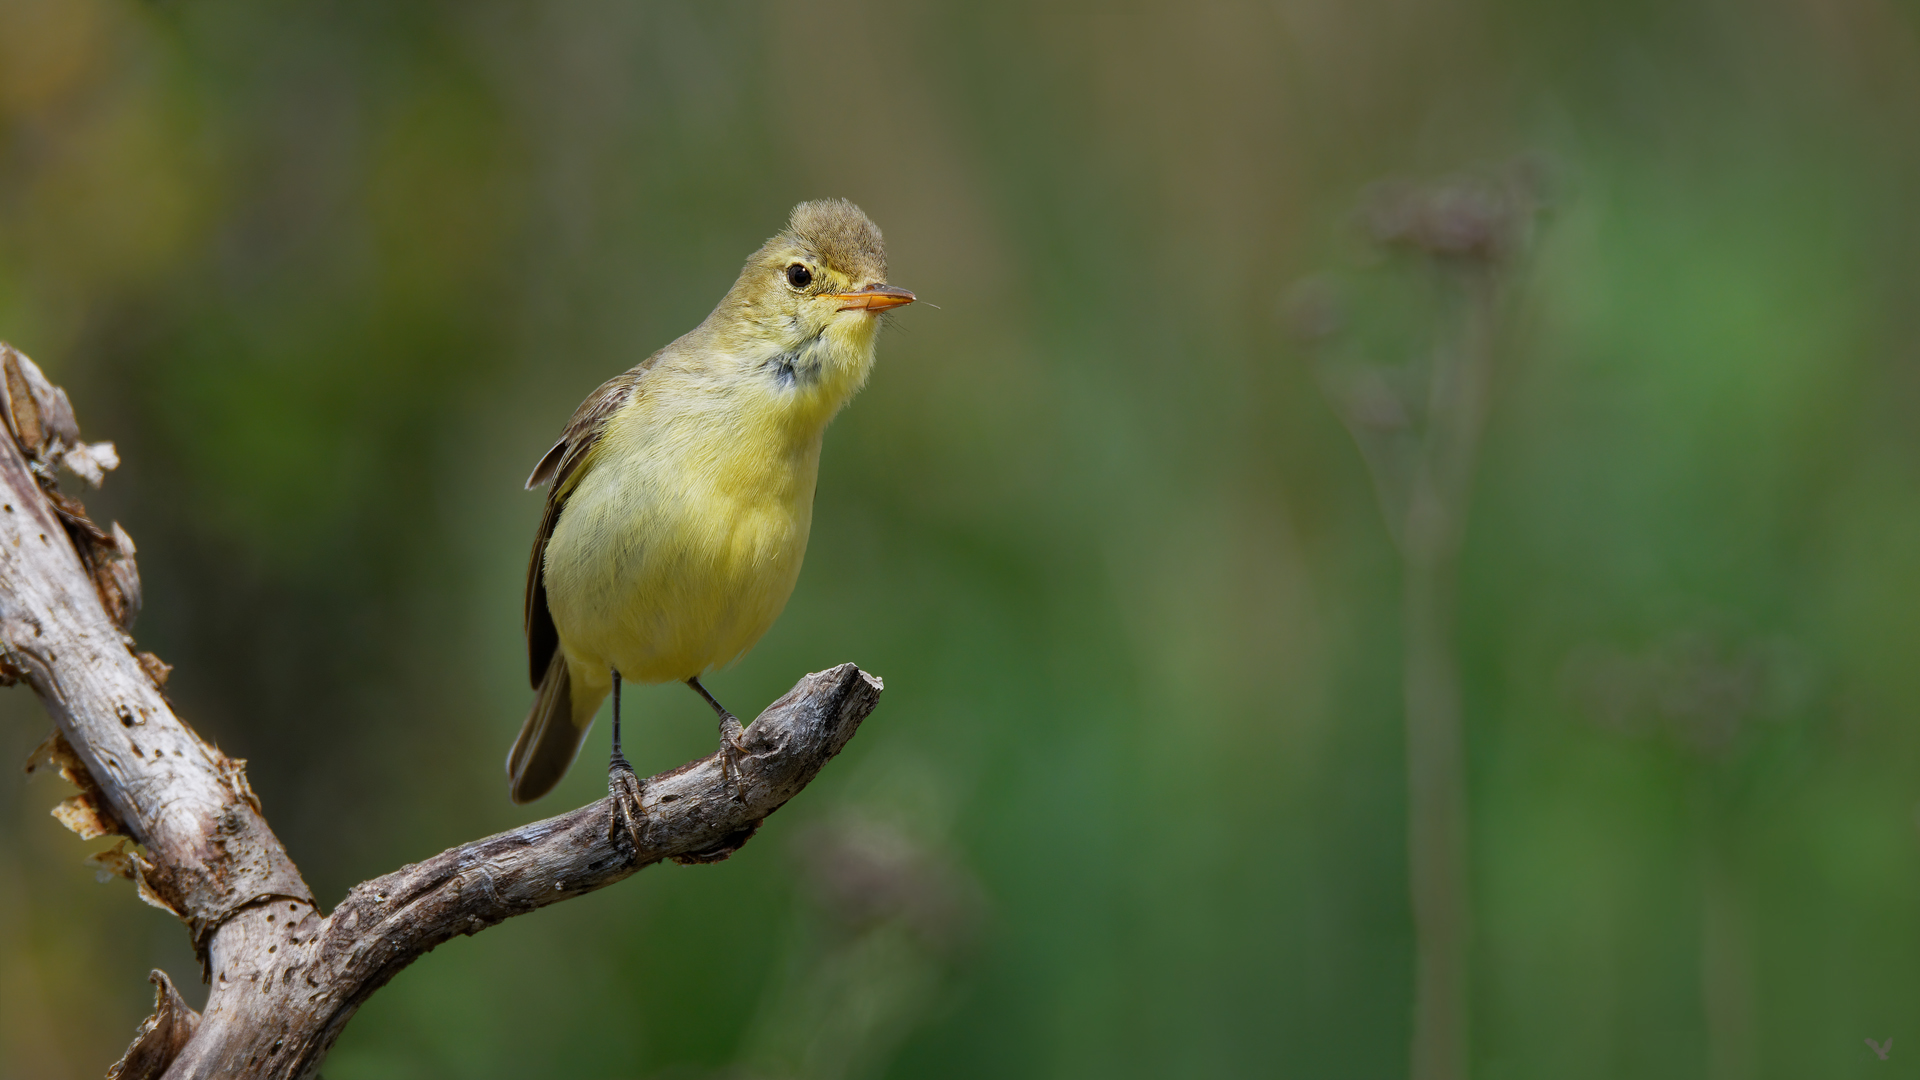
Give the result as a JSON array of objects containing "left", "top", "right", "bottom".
[{"left": 756, "top": 323, "right": 876, "bottom": 426}]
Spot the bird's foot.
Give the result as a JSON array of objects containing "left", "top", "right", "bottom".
[{"left": 608, "top": 755, "right": 647, "bottom": 852}]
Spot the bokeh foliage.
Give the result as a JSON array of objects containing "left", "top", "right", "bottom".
[{"left": 4, "top": 1, "right": 1920, "bottom": 1077}]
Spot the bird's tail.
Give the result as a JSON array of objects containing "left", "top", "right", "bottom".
[{"left": 507, "top": 654, "right": 605, "bottom": 804}]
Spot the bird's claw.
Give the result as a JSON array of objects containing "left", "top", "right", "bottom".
[
  {"left": 608, "top": 756, "right": 648, "bottom": 851},
  {"left": 717, "top": 714, "right": 750, "bottom": 802}
]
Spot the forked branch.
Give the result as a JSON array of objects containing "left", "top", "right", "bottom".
[{"left": 0, "top": 343, "right": 881, "bottom": 1079}]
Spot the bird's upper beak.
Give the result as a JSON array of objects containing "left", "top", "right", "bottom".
[{"left": 828, "top": 284, "right": 916, "bottom": 313}]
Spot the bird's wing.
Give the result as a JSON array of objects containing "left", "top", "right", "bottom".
[{"left": 523, "top": 363, "right": 650, "bottom": 687}]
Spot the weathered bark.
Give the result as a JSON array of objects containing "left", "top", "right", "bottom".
[{"left": 0, "top": 343, "right": 881, "bottom": 1078}]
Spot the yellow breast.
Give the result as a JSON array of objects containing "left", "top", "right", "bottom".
[{"left": 541, "top": 371, "right": 823, "bottom": 685}]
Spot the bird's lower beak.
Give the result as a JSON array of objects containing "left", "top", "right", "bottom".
[{"left": 829, "top": 285, "right": 916, "bottom": 312}]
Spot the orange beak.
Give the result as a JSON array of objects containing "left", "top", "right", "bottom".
[{"left": 829, "top": 284, "right": 917, "bottom": 313}]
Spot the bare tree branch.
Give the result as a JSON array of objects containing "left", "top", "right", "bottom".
[{"left": 0, "top": 343, "right": 882, "bottom": 1079}]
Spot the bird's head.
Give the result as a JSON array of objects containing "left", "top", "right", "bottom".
[{"left": 716, "top": 199, "right": 915, "bottom": 364}]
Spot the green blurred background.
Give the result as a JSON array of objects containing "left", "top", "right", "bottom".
[{"left": 5, "top": 0, "right": 1920, "bottom": 1077}]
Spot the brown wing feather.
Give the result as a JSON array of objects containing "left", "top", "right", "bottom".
[
  {"left": 523, "top": 364, "right": 651, "bottom": 688},
  {"left": 524, "top": 497, "right": 566, "bottom": 687}
]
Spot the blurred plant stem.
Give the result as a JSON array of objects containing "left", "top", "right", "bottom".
[
  {"left": 1389, "top": 293, "right": 1477, "bottom": 1080},
  {"left": 1563, "top": 625, "right": 1788, "bottom": 1080},
  {"left": 1400, "top": 266, "right": 1494, "bottom": 1080},
  {"left": 1699, "top": 807, "right": 1756, "bottom": 1080},
  {"left": 1294, "top": 167, "right": 1539, "bottom": 1080}
]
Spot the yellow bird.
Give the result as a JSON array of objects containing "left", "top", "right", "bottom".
[{"left": 508, "top": 199, "right": 914, "bottom": 803}]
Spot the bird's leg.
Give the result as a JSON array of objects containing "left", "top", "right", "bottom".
[
  {"left": 687, "top": 676, "right": 749, "bottom": 801},
  {"left": 609, "top": 669, "right": 630, "bottom": 773},
  {"left": 606, "top": 668, "right": 648, "bottom": 852}
]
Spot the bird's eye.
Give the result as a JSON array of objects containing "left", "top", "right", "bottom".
[{"left": 786, "top": 263, "right": 813, "bottom": 289}]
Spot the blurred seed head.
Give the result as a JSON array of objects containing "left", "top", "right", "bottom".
[
  {"left": 1360, "top": 158, "right": 1550, "bottom": 265},
  {"left": 1560, "top": 627, "right": 1819, "bottom": 758}
]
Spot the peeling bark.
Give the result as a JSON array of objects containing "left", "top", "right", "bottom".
[{"left": 108, "top": 971, "right": 201, "bottom": 1080}]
